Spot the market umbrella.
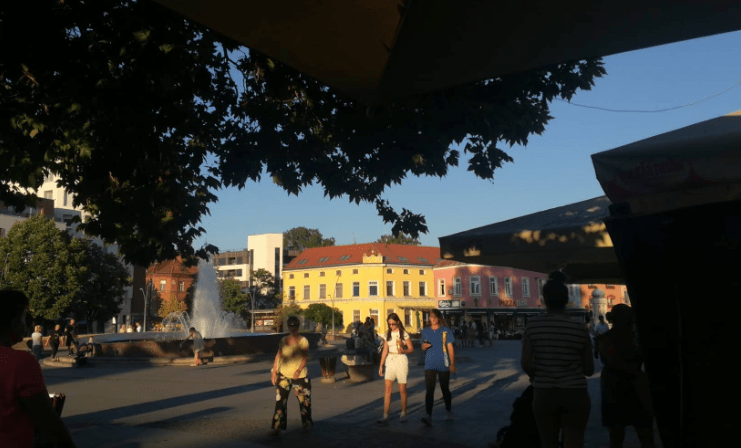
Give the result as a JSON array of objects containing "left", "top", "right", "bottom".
[
  {"left": 438, "top": 196, "right": 620, "bottom": 283},
  {"left": 152, "top": 0, "right": 741, "bottom": 104},
  {"left": 592, "top": 110, "right": 741, "bottom": 213}
]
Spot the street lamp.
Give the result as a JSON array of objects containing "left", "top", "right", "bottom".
[{"left": 139, "top": 287, "right": 148, "bottom": 333}]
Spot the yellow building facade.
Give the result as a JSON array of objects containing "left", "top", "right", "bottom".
[{"left": 283, "top": 244, "right": 441, "bottom": 335}]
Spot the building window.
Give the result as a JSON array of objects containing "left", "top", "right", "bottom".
[
  {"left": 386, "top": 281, "right": 394, "bottom": 296},
  {"left": 353, "top": 309, "right": 361, "bottom": 323},
  {"left": 63, "top": 193, "right": 67, "bottom": 206},
  {"left": 44, "top": 190, "right": 53, "bottom": 199},
  {"left": 320, "top": 271, "right": 325, "bottom": 277},
  {"left": 417, "top": 257, "right": 428, "bottom": 263},
  {"left": 289, "top": 274, "right": 294, "bottom": 279},
  {"left": 419, "top": 269, "right": 425, "bottom": 275},
  {"left": 419, "top": 281, "right": 427, "bottom": 296},
  {"left": 470, "top": 276, "right": 481, "bottom": 295},
  {"left": 318, "top": 257, "right": 329, "bottom": 263},
  {"left": 438, "top": 279, "right": 446, "bottom": 296},
  {"left": 386, "top": 268, "right": 393, "bottom": 274},
  {"left": 235, "top": 269, "right": 242, "bottom": 277},
  {"left": 489, "top": 276, "right": 498, "bottom": 295},
  {"left": 335, "top": 283, "right": 343, "bottom": 299},
  {"left": 353, "top": 269, "right": 359, "bottom": 274},
  {"left": 404, "top": 309, "right": 411, "bottom": 326},
  {"left": 289, "top": 286, "right": 296, "bottom": 300},
  {"left": 303, "top": 285, "right": 310, "bottom": 300},
  {"left": 304, "top": 273, "right": 309, "bottom": 278},
  {"left": 403, "top": 269, "right": 409, "bottom": 275},
  {"left": 178, "top": 281, "right": 185, "bottom": 292},
  {"left": 368, "top": 281, "right": 379, "bottom": 296},
  {"left": 403, "top": 281, "right": 410, "bottom": 296},
  {"left": 353, "top": 282, "right": 360, "bottom": 297},
  {"left": 339, "top": 255, "right": 351, "bottom": 261},
  {"left": 536, "top": 278, "right": 544, "bottom": 297},
  {"left": 397, "top": 256, "right": 409, "bottom": 262},
  {"left": 522, "top": 277, "right": 530, "bottom": 297},
  {"left": 370, "top": 309, "right": 379, "bottom": 326},
  {"left": 504, "top": 277, "right": 513, "bottom": 297},
  {"left": 159, "top": 280, "right": 166, "bottom": 291},
  {"left": 453, "top": 277, "right": 462, "bottom": 296},
  {"left": 319, "top": 284, "right": 326, "bottom": 299},
  {"left": 336, "top": 270, "right": 342, "bottom": 276}
]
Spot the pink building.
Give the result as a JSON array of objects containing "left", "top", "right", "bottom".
[
  {"left": 433, "top": 261, "right": 549, "bottom": 330},
  {"left": 433, "top": 262, "right": 629, "bottom": 330}
]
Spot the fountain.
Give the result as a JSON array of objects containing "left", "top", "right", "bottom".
[
  {"left": 90, "top": 259, "right": 320, "bottom": 361},
  {"left": 161, "top": 259, "right": 247, "bottom": 338}
]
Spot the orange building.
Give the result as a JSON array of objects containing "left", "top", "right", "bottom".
[{"left": 146, "top": 257, "right": 199, "bottom": 306}]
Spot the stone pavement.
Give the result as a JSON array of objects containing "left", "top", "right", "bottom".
[{"left": 41, "top": 341, "right": 661, "bottom": 448}]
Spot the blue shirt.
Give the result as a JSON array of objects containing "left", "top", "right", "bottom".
[{"left": 421, "top": 326, "right": 454, "bottom": 371}]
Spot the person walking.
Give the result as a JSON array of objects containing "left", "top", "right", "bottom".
[
  {"left": 420, "top": 309, "right": 456, "bottom": 427},
  {"left": 270, "top": 315, "right": 313, "bottom": 435},
  {"left": 377, "top": 312, "right": 414, "bottom": 425},
  {"left": 30, "top": 325, "right": 44, "bottom": 361},
  {"left": 521, "top": 271, "right": 594, "bottom": 448},
  {"left": 593, "top": 315, "right": 610, "bottom": 359},
  {"left": 135, "top": 322, "right": 142, "bottom": 333},
  {"left": 181, "top": 327, "right": 205, "bottom": 366},
  {"left": 1, "top": 290, "right": 78, "bottom": 448},
  {"left": 45, "top": 324, "right": 62, "bottom": 361},
  {"left": 63, "top": 320, "right": 78, "bottom": 356},
  {"left": 599, "top": 304, "right": 655, "bottom": 448}
]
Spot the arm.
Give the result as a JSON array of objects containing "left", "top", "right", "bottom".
[
  {"left": 270, "top": 350, "right": 281, "bottom": 385},
  {"left": 520, "top": 333, "right": 536, "bottom": 378},
  {"left": 294, "top": 341, "right": 309, "bottom": 380},
  {"left": 583, "top": 332, "right": 595, "bottom": 377},
  {"left": 401, "top": 334, "right": 414, "bottom": 355},
  {"left": 447, "top": 343, "right": 456, "bottom": 373},
  {"left": 19, "top": 393, "right": 77, "bottom": 448},
  {"left": 378, "top": 340, "right": 389, "bottom": 376},
  {"left": 44, "top": 336, "right": 49, "bottom": 347}
]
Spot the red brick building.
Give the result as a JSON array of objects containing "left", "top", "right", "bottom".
[{"left": 146, "top": 257, "right": 199, "bottom": 306}]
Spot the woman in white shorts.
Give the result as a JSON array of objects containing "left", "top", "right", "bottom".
[{"left": 377, "top": 312, "right": 414, "bottom": 425}]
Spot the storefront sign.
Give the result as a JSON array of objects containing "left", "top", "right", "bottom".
[
  {"left": 439, "top": 300, "right": 451, "bottom": 308},
  {"left": 516, "top": 300, "right": 529, "bottom": 307},
  {"left": 451, "top": 300, "right": 461, "bottom": 308}
]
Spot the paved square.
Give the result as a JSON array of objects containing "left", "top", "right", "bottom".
[{"left": 42, "top": 341, "right": 659, "bottom": 447}]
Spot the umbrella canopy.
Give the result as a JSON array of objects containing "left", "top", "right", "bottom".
[
  {"left": 438, "top": 196, "right": 621, "bottom": 284},
  {"left": 592, "top": 110, "right": 741, "bottom": 215},
  {"left": 152, "top": 0, "right": 741, "bottom": 104}
]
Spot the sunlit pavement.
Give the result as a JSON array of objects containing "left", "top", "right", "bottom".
[{"left": 42, "top": 341, "right": 660, "bottom": 447}]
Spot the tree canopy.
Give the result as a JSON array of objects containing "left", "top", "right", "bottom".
[
  {"left": 302, "top": 303, "right": 343, "bottom": 328},
  {"left": 283, "top": 227, "right": 336, "bottom": 252},
  {"left": 376, "top": 233, "right": 422, "bottom": 246},
  {"left": 0, "top": 215, "right": 87, "bottom": 320},
  {"left": 220, "top": 277, "right": 248, "bottom": 316},
  {"left": 1, "top": 1, "right": 606, "bottom": 267}
]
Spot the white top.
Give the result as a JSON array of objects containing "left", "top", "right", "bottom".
[
  {"left": 386, "top": 329, "right": 410, "bottom": 355},
  {"left": 595, "top": 322, "right": 610, "bottom": 335},
  {"left": 31, "top": 332, "right": 43, "bottom": 346},
  {"left": 136, "top": 325, "right": 142, "bottom": 332},
  {"left": 524, "top": 314, "right": 590, "bottom": 389}
]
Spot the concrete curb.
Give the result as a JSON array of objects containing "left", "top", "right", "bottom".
[{"left": 42, "top": 345, "right": 342, "bottom": 368}]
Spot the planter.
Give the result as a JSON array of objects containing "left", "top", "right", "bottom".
[{"left": 319, "top": 356, "right": 337, "bottom": 383}]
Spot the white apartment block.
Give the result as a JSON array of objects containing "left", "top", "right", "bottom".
[{"left": 247, "top": 233, "right": 285, "bottom": 291}]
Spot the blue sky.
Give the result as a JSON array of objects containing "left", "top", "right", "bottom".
[{"left": 193, "top": 30, "right": 741, "bottom": 252}]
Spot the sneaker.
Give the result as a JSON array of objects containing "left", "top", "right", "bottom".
[
  {"left": 399, "top": 413, "right": 408, "bottom": 423},
  {"left": 446, "top": 411, "right": 454, "bottom": 421},
  {"left": 421, "top": 416, "right": 432, "bottom": 427},
  {"left": 377, "top": 418, "right": 389, "bottom": 426}
]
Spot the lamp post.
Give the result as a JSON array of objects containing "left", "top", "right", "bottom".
[
  {"left": 250, "top": 285, "right": 256, "bottom": 333},
  {"left": 139, "top": 287, "right": 148, "bottom": 332}
]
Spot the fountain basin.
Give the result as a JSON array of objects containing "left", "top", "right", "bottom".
[{"left": 95, "top": 332, "right": 321, "bottom": 359}]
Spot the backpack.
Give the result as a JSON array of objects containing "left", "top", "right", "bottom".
[{"left": 495, "top": 386, "right": 540, "bottom": 448}]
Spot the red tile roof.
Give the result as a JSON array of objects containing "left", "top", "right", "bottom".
[
  {"left": 433, "top": 260, "right": 468, "bottom": 269},
  {"left": 284, "top": 244, "right": 442, "bottom": 270},
  {"left": 146, "top": 257, "right": 199, "bottom": 276}
]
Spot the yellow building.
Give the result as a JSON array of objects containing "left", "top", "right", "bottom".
[{"left": 283, "top": 243, "right": 441, "bottom": 334}]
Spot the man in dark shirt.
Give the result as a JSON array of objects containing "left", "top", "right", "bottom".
[{"left": 63, "top": 319, "right": 78, "bottom": 356}]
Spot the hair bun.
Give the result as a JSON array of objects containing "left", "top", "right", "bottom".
[{"left": 548, "top": 270, "right": 567, "bottom": 284}]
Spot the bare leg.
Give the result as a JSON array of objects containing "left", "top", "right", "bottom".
[
  {"left": 383, "top": 380, "right": 393, "bottom": 415},
  {"left": 399, "top": 383, "right": 408, "bottom": 414}
]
